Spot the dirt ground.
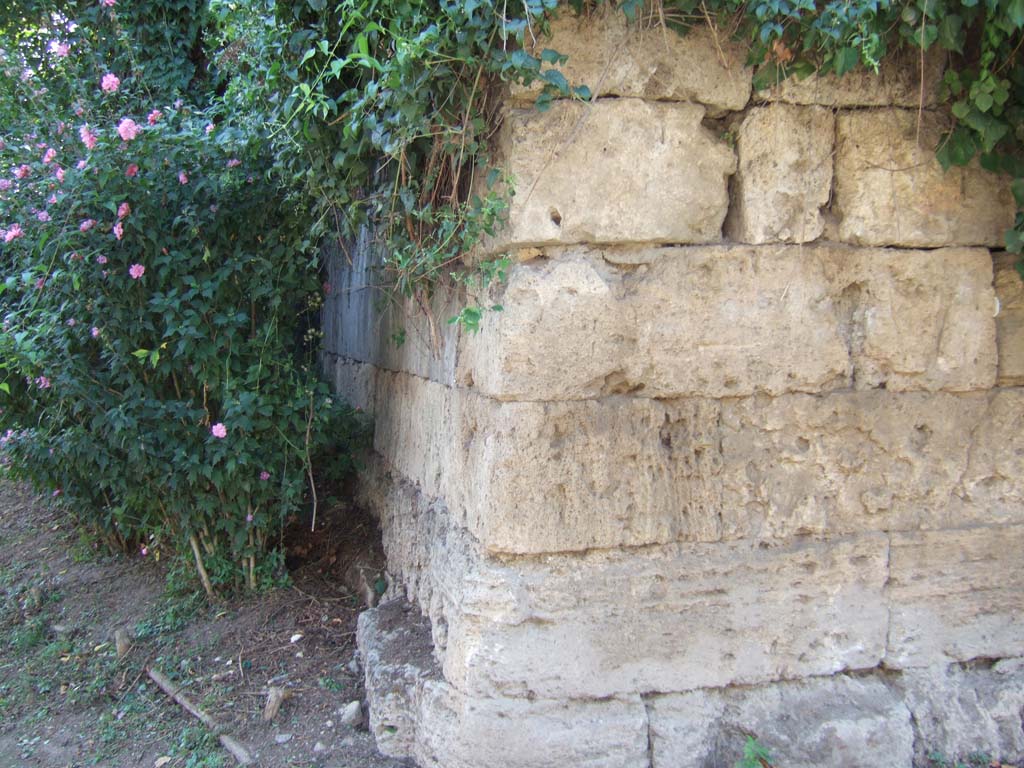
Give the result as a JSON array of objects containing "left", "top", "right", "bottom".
[{"left": 0, "top": 480, "right": 412, "bottom": 768}]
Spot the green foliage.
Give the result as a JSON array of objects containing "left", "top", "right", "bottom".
[
  {"left": 0, "top": 0, "right": 370, "bottom": 594},
  {"left": 736, "top": 735, "right": 774, "bottom": 768}
]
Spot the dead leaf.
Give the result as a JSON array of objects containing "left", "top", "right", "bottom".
[{"left": 154, "top": 757, "right": 172, "bottom": 768}]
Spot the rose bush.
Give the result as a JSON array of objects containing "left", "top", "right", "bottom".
[{"left": 0, "top": 0, "right": 366, "bottom": 594}]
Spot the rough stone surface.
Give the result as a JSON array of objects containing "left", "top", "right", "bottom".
[
  {"left": 995, "top": 253, "right": 1024, "bottom": 385},
  {"left": 726, "top": 104, "right": 834, "bottom": 243},
  {"left": 415, "top": 682, "right": 649, "bottom": 768},
  {"left": 897, "top": 659, "right": 1024, "bottom": 765},
  {"left": 886, "top": 526, "right": 1024, "bottom": 668},
  {"left": 370, "top": 366, "right": 1024, "bottom": 554},
  {"left": 436, "top": 531, "right": 889, "bottom": 698},
  {"left": 755, "top": 50, "right": 944, "bottom": 107},
  {"left": 460, "top": 245, "right": 997, "bottom": 401},
  {"left": 648, "top": 675, "right": 914, "bottom": 768},
  {"left": 835, "top": 109, "right": 1015, "bottom": 247},
  {"left": 510, "top": 9, "right": 751, "bottom": 113},
  {"left": 357, "top": 601, "right": 440, "bottom": 759},
  {"left": 484, "top": 99, "right": 736, "bottom": 251},
  {"left": 325, "top": 354, "right": 377, "bottom": 413}
]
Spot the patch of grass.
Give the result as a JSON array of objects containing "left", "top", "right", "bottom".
[{"left": 134, "top": 590, "right": 205, "bottom": 641}]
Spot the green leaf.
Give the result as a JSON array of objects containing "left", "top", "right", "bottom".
[
  {"left": 1011, "top": 178, "right": 1024, "bottom": 207},
  {"left": 952, "top": 100, "right": 971, "bottom": 119},
  {"left": 935, "top": 127, "right": 977, "bottom": 169},
  {"left": 833, "top": 47, "right": 859, "bottom": 76},
  {"left": 132, "top": 349, "right": 150, "bottom": 360},
  {"left": 937, "top": 14, "right": 964, "bottom": 52},
  {"left": 539, "top": 48, "right": 564, "bottom": 64},
  {"left": 975, "top": 91, "right": 994, "bottom": 112},
  {"left": 1008, "top": 0, "right": 1024, "bottom": 28},
  {"left": 0, "top": 383, "right": 9, "bottom": 395}
]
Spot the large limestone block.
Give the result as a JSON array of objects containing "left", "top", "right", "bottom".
[
  {"left": 719, "top": 390, "right": 1024, "bottom": 538},
  {"left": 755, "top": 49, "right": 944, "bottom": 107},
  {"left": 357, "top": 601, "right": 440, "bottom": 758},
  {"left": 726, "top": 104, "right": 834, "bottom": 243},
  {"left": 325, "top": 354, "right": 377, "bottom": 412},
  {"left": 995, "top": 253, "right": 1024, "bottom": 385},
  {"left": 648, "top": 675, "right": 913, "bottom": 768},
  {"left": 438, "top": 532, "right": 890, "bottom": 698},
  {"left": 510, "top": 10, "right": 751, "bottom": 113},
  {"left": 485, "top": 99, "right": 735, "bottom": 251},
  {"left": 415, "top": 682, "right": 649, "bottom": 768},
  {"left": 886, "top": 526, "right": 1024, "bottom": 668},
  {"left": 898, "top": 660, "right": 1024, "bottom": 766},
  {"left": 835, "top": 109, "right": 1015, "bottom": 247},
  {"left": 459, "top": 244, "right": 996, "bottom": 400},
  {"left": 371, "top": 368, "right": 1024, "bottom": 554}
]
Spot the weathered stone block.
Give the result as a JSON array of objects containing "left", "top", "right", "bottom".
[
  {"left": 726, "top": 104, "right": 834, "bottom": 243},
  {"left": 439, "top": 532, "right": 889, "bottom": 698},
  {"left": 886, "top": 526, "right": 1024, "bottom": 667},
  {"left": 648, "top": 675, "right": 914, "bottom": 768},
  {"left": 995, "top": 253, "right": 1024, "bottom": 385},
  {"left": 485, "top": 99, "right": 736, "bottom": 251},
  {"left": 325, "top": 354, "right": 377, "bottom": 413},
  {"left": 415, "top": 682, "right": 649, "bottom": 768},
  {"left": 897, "top": 660, "right": 1024, "bottom": 766},
  {"left": 835, "top": 109, "right": 1015, "bottom": 247},
  {"left": 755, "top": 50, "right": 944, "bottom": 107},
  {"left": 719, "top": 390, "right": 1024, "bottom": 538},
  {"left": 371, "top": 368, "right": 1024, "bottom": 554},
  {"left": 357, "top": 601, "right": 440, "bottom": 759},
  {"left": 460, "top": 244, "right": 996, "bottom": 400},
  {"left": 510, "top": 10, "right": 751, "bottom": 113}
]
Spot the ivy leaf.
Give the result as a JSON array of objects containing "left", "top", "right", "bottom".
[
  {"left": 937, "top": 14, "right": 964, "bottom": 52},
  {"left": 540, "top": 48, "right": 564, "bottom": 65},
  {"left": 1011, "top": 178, "right": 1024, "bottom": 207},
  {"left": 833, "top": 47, "right": 859, "bottom": 76},
  {"left": 975, "top": 91, "right": 995, "bottom": 112},
  {"left": 935, "top": 127, "right": 978, "bottom": 169},
  {"left": 573, "top": 84, "right": 592, "bottom": 100},
  {"left": 951, "top": 99, "right": 971, "bottom": 119},
  {"left": 1008, "top": 0, "right": 1024, "bottom": 29},
  {"left": 541, "top": 68, "right": 570, "bottom": 94}
]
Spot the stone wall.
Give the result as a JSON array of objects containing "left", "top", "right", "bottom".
[{"left": 323, "top": 9, "right": 1024, "bottom": 767}]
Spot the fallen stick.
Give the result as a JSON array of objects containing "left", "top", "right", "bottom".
[{"left": 147, "top": 667, "right": 254, "bottom": 766}]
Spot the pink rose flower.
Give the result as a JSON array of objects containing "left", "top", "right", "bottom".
[
  {"left": 35, "top": 375, "right": 50, "bottom": 389},
  {"left": 204, "top": 123, "right": 214, "bottom": 135},
  {"left": 91, "top": 327, "right": 100, "bottom": 338},
  {"left": 79, "top": 218, "right": 96, "bottom": 232},
  {"left": 49, "top": 41, "right": 70, "bottom": 57},
  {"left": 55, "top": 167, "right": 65, "bottom": 183},
  {"left": 4, "top": 224, "right": 24, "bottom": 242},
  {"left": 211, "top": 423, "right": 227, "bottom": 439},
  {"left": 125, "top": 163, "right": 139, "bottom": 177},
  {"left": 35, "top": 278, "right": 45, "bottom": 290},
  {"left": 76, "top": 159, "right": 88, "bottom": 170},
  {"left": 140, "top": 546, "right": 148, "bottom": 556},
  {"left": 147, "top": 109, "right": 162, "bottom": 125},
  {"left": 42, "top": 147, "right": 56, "bottom": 164},
  {"left": 96, "top": 254, "right": 108, "bottom": 264},
  {"left": 246, "top": 513, "right": 254, "bottom": 523},
  {"left": 117, "top": 202, "right": 130, "bottom": 218},
  {"left": 100, "top": 73, "right": 120, "bottom": 93},
  {"left": 0, "top": 179, "right": 12, "bottom": 191},
  {"left": 79, "top": 125, "right": 97, "bottom": 150},
  {"left": 178, "top": 170, "right": 188, "bottom": 185},
  {"left": 226, "top": 158, "right": 241, "bottom": 168},
  {"left": 48, "top": 194, "right": 57, "bottom": 205},
  {"left": 128, "top": 263, "right": 144, "bottom": 279},
  {"left": 36, "top": 210, "right": 51, "bottom": 222},
  {"left": 113, "top": 221, "right": 124, "bottom": 240},
  {"left": 66, "top": 318, "right": 76, "bottom": 326},
  {"left": 259, "top": 470, "right": 270, "bottom": 481},
  {"left": 14, "top": 164, "right": 30, "bottom": 179},
  {"left": 116, "top": 118, "right": 140, "bottom": 141}
]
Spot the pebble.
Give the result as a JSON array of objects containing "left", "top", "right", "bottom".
[
  {"left": 325, "top": 720, "right": 334, "bottom": 728},
  {"left": 346, "top": 657, "right": 360, "bottom": 675},
  {"left": 313, "top": 741, "right": 327, "bottom": 753},
  {"left": 274, "top": 734, "right": 293, "bottom": 745},
  {"left": 340, "top": 700, "right": 361, "bottom": 726}
]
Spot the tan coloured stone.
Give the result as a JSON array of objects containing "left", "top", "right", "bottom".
[
  {"left": 648, "top": 675, "right": 914, "bottom": 768},
  {"left": 835, "top": 109, "right": 1015, "bottom": 247},
  {"left": 370, "top": 367, "right": 1024, "bottom": 554},
  {"left": 484, "top": 99, "right": 736, "bottom": 251},
  {"left": 325, "top": 353, "right": 377, "bottom": 413},
  {"left": 886, "top": 526, "right": 1024, "bottom": 668},
  {"left": 726, "top": 104, "right": 834, "bottom": 243},
  {"left": 415, "top": 681, "right": 649, "bottom": 768},
  {"left": 755, "top": 49, "right": 944, "bottom": 107},
  {"left": 510, "top": 10, "right": 751, "bottom": 113},
  {"left": 995, "top": 253, "right": 1024, "bottom": 385},
  {"left": 437, "top": 532, "right": 889, "bottom": 698},
  {"left": 460, "top": 244, "right": 996, "bottom": 400}
]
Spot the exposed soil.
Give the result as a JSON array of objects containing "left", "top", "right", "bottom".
[{"left": 0, "top": 479, "right": 411, "bottom": 768}]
